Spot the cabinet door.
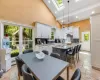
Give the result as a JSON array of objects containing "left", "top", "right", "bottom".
[
  {"left": 73, "top": 27, "right": 79, "bottom": 38},
  {"left": 36, "top": 24, "right": 42, "bottom": 38},
  {"left": 55, "top": 28, "right": 61, "bottom": 39},
  {"left": 44, "top": 26, "right": 51, "bottom": 38},
  {"left": 36, "top": 23, "right": 51, "bottom": 38}
]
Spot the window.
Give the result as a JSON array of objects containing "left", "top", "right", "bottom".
[
  {"left": 52, "top": 0, "right": 64, "bottom": 11},
  {"left": 56, "top": 0, "right": 63, "bottom": 7},
  {"left": 23, "top": 27, "right": 33, "bottom": 52},
  {"left": 4, "top": 24, "right": 33, "bottom": 57},
  {"left": 4, "top": 25, "right": 19, "bottom": 57}
]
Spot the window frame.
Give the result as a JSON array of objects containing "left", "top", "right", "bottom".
[
  {"left": 0, "top": 20, "right": 34, "bottom": 57},
  {"left": 52, "top": 0, "right": 65, "bottom": 11}
]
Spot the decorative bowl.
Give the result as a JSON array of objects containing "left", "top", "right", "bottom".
[{"left": 35, "top": 52, "right": 45, "bottom": 60}]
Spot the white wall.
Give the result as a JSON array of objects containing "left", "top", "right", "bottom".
[
  {"left": 91, "top": 13, "right": 100, "bottom": 68},
  {"left": 0, "top": 21, "right": 4, "bottom": 48}
]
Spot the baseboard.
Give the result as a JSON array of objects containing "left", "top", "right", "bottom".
[
  {"left": 80, "top": 50, "right": 90, "bottom": 53},
  {"left": 92, "top": 66, "right": 100, "bottom": 71}
]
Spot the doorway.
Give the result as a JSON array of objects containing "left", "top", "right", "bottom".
[{"left": 81, "top": 31, "right": 90, "bottom": 51}]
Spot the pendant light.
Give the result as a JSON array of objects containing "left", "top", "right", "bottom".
[
  {"left": 62, "top": 0, "right": 70, "bottom": 28},
  {"left": 67, "top": 0, "right": 70, "bottom": 28},
  {"left": 62, "top": 0, "right": 65, "bottom": 28}
]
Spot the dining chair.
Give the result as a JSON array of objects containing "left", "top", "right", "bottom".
[
  {"left": 16, "top": 56, "right": 24, "bottom": 80},
  {"left": 22, "top": 64, "right": 36, "bottom": 80},
  {"left": 71, "top": 68, "right": 81, "bottom": 80},
  {"left": 77, "top": 45, "right": 81, "bottom": 61},
  {"left": 23, "top": 50, "right": 33, "bottom": 54},
  {"left": 67, "top": 46, "right": 77, "bottom": 66},
  {"left": 50, "top": 53, "right": 60, "bottom": 59},
  {"left": 50, "top": 53, "right": 64, "bottom": 80},
  {"left": 75, "top": 45, "right": 79, "bottom": 62},
  {"left": 42, "top": 50, "right": 49, "bottom": 55}
]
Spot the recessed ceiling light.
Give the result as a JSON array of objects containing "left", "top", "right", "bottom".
[
  {"left": 75, "top": 0, "right": 80, "bottom": 2},
  {"left": 76, "top": 16, "right": 78, "bottom": 18},
  {"left": 55, "top": 11, "right": 57, "bottom": 14},
  {"left": 92, "top": 11, "right": 95, "bottom": 14},
  {"left": 48, "top": 1, "right": 50, "bottom": 3},
  {"left": 61, "top": 20, "right": 63, "bottom": 22}
]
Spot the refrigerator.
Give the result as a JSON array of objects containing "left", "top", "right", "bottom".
[{"left": 91, "top": 13, "right": 100, "bottom": 69}]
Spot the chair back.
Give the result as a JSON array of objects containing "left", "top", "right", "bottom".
[
  {"left": 42, "top": 50, "right": 49, "bottom": 55},
  {"left": 16, "top": 57, "right": 24, "bottom": 76},
  {"left": 78, "top": 45, "right": 81, "bottom": 52},
  {"left": 72, "top": 46, "right": 77, "bottom": 56},
  {"left": 71, "top": 68, "right": 81, "bottom": 80},
  {"left": 23, "top": 50, "right": 33, "bottom": 54},
  {"left": 22, "top": 64, "right": 34, "bottom": 80},
  {"left": 76, "top": 45, "right": 79, "bottom": 53},
  {"left": 50, "top": 53, "right": 60, "bottom": 59}
]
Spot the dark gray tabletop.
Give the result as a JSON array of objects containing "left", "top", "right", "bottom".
[{"left": 19, "top": 52, "right": 69, "bottom": 80}]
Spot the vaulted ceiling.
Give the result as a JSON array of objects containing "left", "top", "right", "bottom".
[{"left": 43, "top": 0, "right": 100, "bottom": 24}]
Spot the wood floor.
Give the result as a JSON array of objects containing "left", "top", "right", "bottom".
[{"left": 0, "top": 51, "right": 100, "bottom": 80}]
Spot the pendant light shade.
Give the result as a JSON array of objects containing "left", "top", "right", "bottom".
[{"left": 62, "top": 0, "right": 70, "bottom": 28}]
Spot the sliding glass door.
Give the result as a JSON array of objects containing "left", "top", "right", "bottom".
[
  {"left": 3, "top": 23, "right": 34, "bottom": 57},
  {"left": 23, "top": 27, "right": 33, "bottom": 52},
  {"left": 4, "top": 25, "right": 20, "bottom": 57}
]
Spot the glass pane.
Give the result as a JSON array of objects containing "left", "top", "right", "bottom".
[
  {"left": 10, "top": 41, "right": 19, "bottom": 57},
  {"left": 23, "top": 27, "right": 33, "bottom": 52},
  {"left": 4, "top": 25, "right": 19, "bottom": 41},
  {"left": 23, "top": 28, "right": 32, "bottom": 40},
  {"left": 57, "top": 0, "right": 63, "bottom": 5},
  {"left": 23, "top": 41, "right": 33, "bottom": 52},
  {"left": 56, "top": 0, "right": 63, "bottom": 7},
  {"left": 4, "top": 25, "right": 19, "bottom": 57}
]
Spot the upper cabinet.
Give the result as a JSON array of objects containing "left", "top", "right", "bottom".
[
  {"left": 55, "top": 28, "right": 61, "bottom": 39},
  {"left": 35, "top": 23, "right": 51, "bottom": 38},
  {"left": 35, "top": 23, "right": 79, "bottom": 39},
  {"left": 73, "top": 27, "right": 79, "bottom": 39}
]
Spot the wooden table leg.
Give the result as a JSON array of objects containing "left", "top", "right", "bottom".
[
  {"left": 67, "top": 67, "right": 69, "bottom": 80},
  {"left": 18, "top": 72, "right": 20, "bottom": 80}
]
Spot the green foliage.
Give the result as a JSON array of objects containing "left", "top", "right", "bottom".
[
  {"left": 23, "top": 28, "right": 32, "bottom": 39},
  {"left": 4, "top": 25, "right": 19, "bottom": 36},
  {"left": 57, "top": 0, "right": 63, "bottom": 5},
  {"left": 11, "top": 49, "right": 19, "bottom": 57}
]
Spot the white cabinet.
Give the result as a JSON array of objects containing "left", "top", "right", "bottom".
[
  {"left": 55, "top": 28, "right": 60, "bottom": 38},
  {"left": 55, "top": 28, "right": 63, "bottom": 39},
  {"left": 73, "top": 27, "right": 79, "bottom": 38},
  {"left": 0, "top": 49, "right": 11, "bottom": 71},
  {"left": 36, "top": 23, "right": 51, "bottom": 38},
  {"left": 91, "top": 14, "right": 100, "bottom": 69}
]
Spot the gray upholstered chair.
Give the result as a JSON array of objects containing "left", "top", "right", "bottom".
[
  {"left": 71, "top": 68, "right": 81, "bottom": 80},
  {"left": 50, "top": 53, "right": 64, "bottom": 80},
  {"left": 42, "top": 50, "right": 49, "bottom": 55},
  {"left": 23, "top": 50, "right": 33, "bottom": 54},
  {"left": 22, "top": 64, "right": 35, "bottom": 80},
  {"left": 77, "top": 45, "right": 81, "bottom": 61},
  {"left": 67, "top": 46, "right": 77, "bottom": 66},
  {"left": 50, "top": 53, "right": 60, "bottom": 59},
  {"left": 16, "top": 56, "right": 24, "bottom": 80}
]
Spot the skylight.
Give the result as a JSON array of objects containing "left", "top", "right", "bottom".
[{"left": 52, "top": 0, "right": 65, "bottom": 11}]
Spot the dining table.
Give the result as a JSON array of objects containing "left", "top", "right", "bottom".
[{"left": 19, "top": 52, "right": 69, "bottom": 80}]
